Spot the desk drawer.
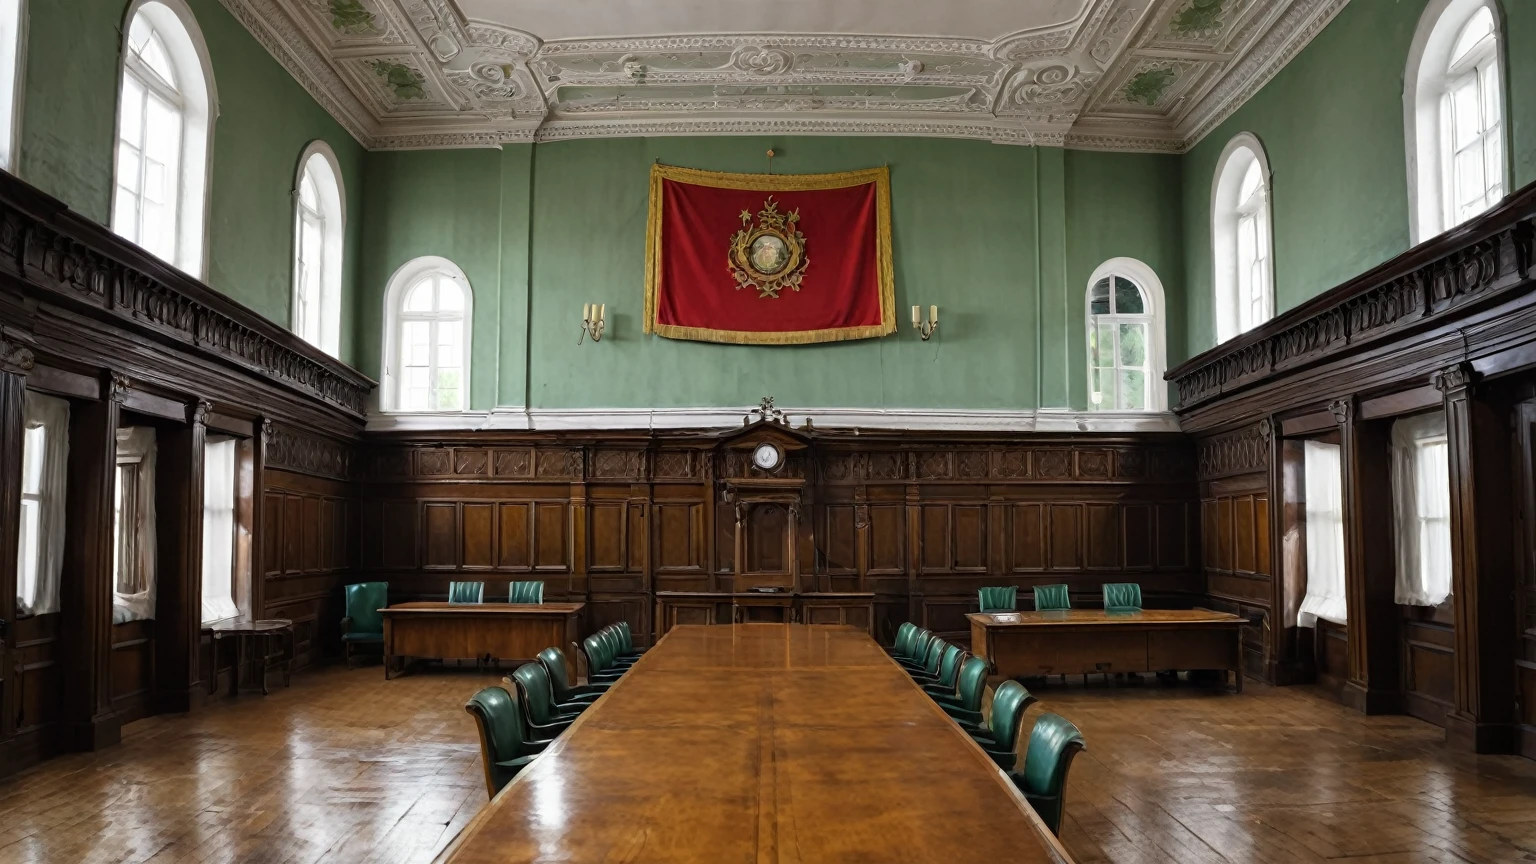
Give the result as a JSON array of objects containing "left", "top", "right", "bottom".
[
  {"left": 993, "top": 630, "right": 1146, "bottom": 676},
  {"left": 1147, "top": 628, "right": 1239, "bottom": 670}
]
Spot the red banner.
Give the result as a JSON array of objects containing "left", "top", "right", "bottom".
[{"left": 644, "top": 164, "right": 896, "bottom": 345}]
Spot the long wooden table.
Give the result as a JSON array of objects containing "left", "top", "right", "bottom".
[
  {"left": 968, "top": 609, "right": 1246, "bottom": 692},
  {"left": 380, "top": 602, "right": 582, "bottom": 679},
  {"left": 436, "top": 623, "right": 1074, "bottom": 863}
]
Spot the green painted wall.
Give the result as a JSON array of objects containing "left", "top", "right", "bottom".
[
  {"left": 16, "top": 0, "right": 366, "bottom": 364},
  {"left": 1179, "top": 0, "right": 1536, "bottom": 363},
  {"left": 354, "top": 137, "right": 1182, "bottom": 412}
]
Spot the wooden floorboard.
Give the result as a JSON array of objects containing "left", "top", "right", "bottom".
[{"left": 2, "top": 667, "right": 1536, "bottom": 863}]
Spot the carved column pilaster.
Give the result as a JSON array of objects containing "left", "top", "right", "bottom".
[
  {"left": 0, "top": 334, "right": 32, "bottom": 752},
  {"left": 1334, "top": 397, "right": 1400, "bottom": 714},
  {"left": 1435, "top": 363, "right": 1518, "bottom": 752},
  {"left": 154, "top": 399, "right": 210, "bottom": 712}
]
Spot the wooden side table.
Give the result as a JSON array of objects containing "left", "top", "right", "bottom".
[{"left": 207, "top": 619, "right": 295, "bottom": 696}]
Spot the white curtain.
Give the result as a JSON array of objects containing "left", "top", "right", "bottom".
[
  {"left": 17, "top": 392, "right": 69, "bottom": 616},
  {"left": 1298, "top": 440, "right": 1348, "bottom": 627},
  {"left": 112, "top": 426, "right": 157, "bottom": 623},
  {"left": 201, "top": 436, "right": 240, "bottom": 623},
  {"left": 1392, "top": 413, "right": 1453, "bottom": 606}
]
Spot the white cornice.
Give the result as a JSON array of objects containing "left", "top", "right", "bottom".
[
  {"left": 365, "top": 407, "right": 1182, "bottom": 433},
  {"left": 223, "top": 0, "right": 1351, "bottom": 154}
]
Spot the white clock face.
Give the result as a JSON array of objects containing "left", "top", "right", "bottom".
[{"left": 752, "top": 442, "right": 782, "bottom": 471}]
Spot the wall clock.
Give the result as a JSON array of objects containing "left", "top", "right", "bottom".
[{"left": 752, "top": 441, "right": 784, "bottom": 472}]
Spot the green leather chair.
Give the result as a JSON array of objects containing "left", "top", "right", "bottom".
[
  {"left": 341, "top": 581, "right": 387, "bottom": 668},
  {"left": 896, "top": 630, "right": 934, "bottom": 671},
  {"left": 509, "top": 662, "right": 583, "bottom": 737},
  {"left": 968, "top": 681, "right": 1039, "bottom": 770},
  {"left": 448, "top": 581, "right": 485, "bottom": 604},
  {"left": 907, "top": 635, "right": 947, "bottom": 682},
  {"left": 1102, "top": 582, "right": 1142, "bottom": 613},
  {"left": 1034, "top": 584, "right": 1071, "bottom": 611},
  {"left": 915, "top": 644, "right": 965, "bottom": 691},
  {"left": 612, "top": 622, "right": 645, "bottom": 660},
  {"left": 1010, "top": 713, "right": 1087, "bottom": 836},
  {"left": 978, "top": 586, "right": 1018, "bottom": 612},
  {"left": 464, "top": 685, "right": 551, "bottom": 798},
  {"left": 933, "top": 655, "right": 990, "bottom": 729},
  {"left": 597, "top": 628, "right": 638, "bottom": 667},
  {"left": 507, "top": 581, "right": 544, "bottom": 604},
  {"left": 583, "top": 634, "right": 627, "bottom": 683},
  {"left": 891, "top": 622, "right": 920, "bottom": 661},
  {"left": 538, "top": 647, "right": 609, "bottom": 705}
]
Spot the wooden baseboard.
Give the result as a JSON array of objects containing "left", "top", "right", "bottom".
[
  {"left": 1445, "top": 713, "right": 1516, "bottom": 754},
  {"left": 1342, "top": 681, "right": 1404, "bottom": 715}
]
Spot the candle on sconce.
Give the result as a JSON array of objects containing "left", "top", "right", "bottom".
[
  {"left": 911, "top": 305, "right": 920, "bottom": 326},
  {"left": 598, "top": 303, "right": 606, "bottom": 322},
  {"left": 930, "top": 305, "right": 938, "bottom": 325},
  {"left": 583, "top": 303, "right": 592, "bottom": 321}
]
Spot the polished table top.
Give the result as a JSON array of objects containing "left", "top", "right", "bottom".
[
  {"left": 437, "top": 623, "right": 1073, "bottom": 863},
  {"left": 969, "top": 609, "right": 1244, "bottom": 628},
  {"left": 379, "top": 601, "right": 585, "bottom": 615}
]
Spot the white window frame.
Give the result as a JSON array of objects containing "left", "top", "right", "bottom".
[
  {"left": 1404, "top": 0, "right": 1507, "bottom": 244},
  {"left": 200, "top": 435, "right": 240, "bottom": 624},
  {"left": 110, "top": 0, "right": 217, "bottom": 279},
  {"left": 291, "top": 141, "right": 346, "bottom": 357},
  {"left": 381, "top": 255, "right": 473, "bottom": 413},
  {"left": 1084, "top": 257, "right": 1167, "bottom": 413},
  {"left": 1211, "top": 133, "right": 1275, "bottom": 345},
  {"left": 0, "top": 0, "right": 28, "bottom": 172}
]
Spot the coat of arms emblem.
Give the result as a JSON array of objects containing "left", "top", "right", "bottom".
[{"left": 729, "top": 196, "right": 808, "bottom": 299}]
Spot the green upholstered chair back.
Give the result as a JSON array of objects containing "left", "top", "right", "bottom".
[
  {"left": 921, "top": 636, "right": 946, "bottom": 676},
  {"left": 1102, "top": 582, "right": 1142, "bottom": 612},
  {"left": 512, "top": 663, "right": 561, "bottom": 724},
  {"left": 953, "top": 656, "right": 990, "bottom": 712},
  {"left": 599, "top": 628, "right": 625, "bottom": 659},
  {"left": 448, "top": 581, "right": 484, "bottom": 604},
  {"left": 343, "top": 582, "right": 387, "bottom": 636},
  {"left": 1017, "top": 712, "right": 1087, "bottom": 836},
  {"left": 465, "top": 685, "right": 531, "bottom": 766},
  {"left": 616, "top": 621, "right": 636, "bottom": 652},
  {"left": 987, "top": 681, "right": 1038, "bottom": 754},
  {"left": 908, "top": 630, "right": 934, "bottom": 662},
  {"left": 977, "top": 586, "right": 1018, "bottom": 612},
  {"left": 538, "top": 647, "right": 577, "bottom": 699},
  {"left": 893, "top": 622, "right": 917, "bottom": 655},
  {"left": 507, "top": 581, "right": 544, "bottom": 604},
  {"left": 1034, "top": 584, "right": 1071, "bottom": 611},
  {"left": 583, "top": 634, "right": 612, "bottom": 674},
  {"left": 935, "top": 644, "right": 965, "bottom": 689}
]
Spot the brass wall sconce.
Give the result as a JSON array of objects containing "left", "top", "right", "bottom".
[
  {"left": 580, "top": 303, "right": 607, "bottom": 344},
  {"left": 911, "top": 304, "right": 938, "bottom": 340}
]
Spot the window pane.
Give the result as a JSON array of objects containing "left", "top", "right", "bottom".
[
  {"left": 1119, "top": 369, "right": 1146, "bottom": 411},
  {"left": 1089, "top": 278, "right": 1110, "bottom": 315},
  {"left": 21, "top": 424, "right": 45, "bottom": 493},
  {"left": 138, "top": 31, "right": 179, "bottom": 91},
  {"left": 403, "top": 321, "right": 430, "bottom": 367},
  {"left": 1451, "top": 7, "right": 1494, "bottom": 67},
  {"left": 1484, "top": 124, "right": 1504, "bottom": 199},
  {"left": 438, "top": 279, "right": 465, "bottom": 312},
  {"left": 1238, "top": 160, "right": 1261, "bottom": 203},
  {"left": 404, "top": 280, "right": 434, "bottom": 312},
  {"left": 17, "top": 499, "right": 39, "bottom": 608},
  {"left": 1114, "top": 277, "right": 1144, "bottom": 314},
  {"left": 300, "top": 169, "right": 319, "bottom": 209},
  {"left": 120, "top": 77, "right": 146, "bottom": 148},
  {"left": 1119, "top": 322, "right": 1146, "bottom": 367},
  {"left": 1455, "top": 146, "right": 1485, "bottom": 209},
  {"left": 436, "top": 319, "right": 463, "bottom": 369},
  {"left": 1096, "top": 323, "right": 1115, "bottom": 367},
  {"left": 1451, "top": 79, "right": 1480, "bottom": 149},
  {"left": 1089, "top": 367, "right": 1102, "bottom": 406},
  {"left": 435, "top": 370, "right": 461, "bottom": 411}
]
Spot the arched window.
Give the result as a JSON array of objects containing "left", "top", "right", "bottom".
[
  {"left": 111, "top": 0, "right": 216, "bottom": 277},
  {"left": 292, "top": 142, "right": 345, "bottom": 356},
  {"left": 383, "top": 257, "right": 472, "bottom": 412},
  {"left": 1212, "top": 133, "right": 1274, "bottom": 344},
  {"left": 0, "top": 0, "right": 26, "bottom": 171},
  {"left": 1086, "top": 258, "right": 1167, "bottom": 412},
  {"left": 1405, "top": 0, "right": 1506, "bottom": 243}
]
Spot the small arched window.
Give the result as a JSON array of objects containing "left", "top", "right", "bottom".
[
  {"left": 0, "top": 0, "right": 27, "bottom": 171},
  {"left": 383, "top": 257, "right": 472, "bottom": 412},
  {"left": 1086, "top": 258, "right": 1167, "bottom": 412},
  {"left": 111, "top": 0, "right": 216, "bottom": 277},
  {"left": 292, "top": 142, "right": 345, "bottom": 356},
  {"left": 1405, "top": 0, "right": 1506, "bottom": 243},
  {"left": 1212, "top": 133, "right": 1274, "bottom": 344}
]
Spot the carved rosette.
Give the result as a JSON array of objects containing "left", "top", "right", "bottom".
[{"left": 0, "top": 334, "right": 34, "bottom": 374}]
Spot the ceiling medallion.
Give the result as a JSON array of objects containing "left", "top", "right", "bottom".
[{"left": 729, "top": 197, "right": 808, "bottom": 299}]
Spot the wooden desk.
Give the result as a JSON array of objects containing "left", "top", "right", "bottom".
[
  {"left": 969, "top": 609, "right": 1246, "bottom": 692},
  {"left": 435, "top": 623, "right": 1072, "bottom": 864},
  {"left": 380, "top": 602, "right": 582, "bottom": 679},
  {"left": 654, "top": 591, "right": 874, "bottom": 637},
  {"left": 206, "top": 619, "right": 294, "bottom": 696}
]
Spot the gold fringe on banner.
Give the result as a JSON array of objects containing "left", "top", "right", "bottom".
[{"left": 643, "top": 164, "right": 896, "bottom": 346}]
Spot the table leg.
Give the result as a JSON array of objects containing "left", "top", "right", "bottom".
[
  {"left": 285, "top": 628, "right": 294, "bottom": 687},
  {"left": 261, "top": 633, "right": 271, "bottom": 696},
  {"left": 230, "top": 634, "right": 241, "bottom": 698}
]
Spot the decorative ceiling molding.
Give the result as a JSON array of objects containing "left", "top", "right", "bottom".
[{"left": 222, "top": 0, "right": 1350, "bottom": 153}]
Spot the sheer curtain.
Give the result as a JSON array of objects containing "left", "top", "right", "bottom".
[
  {"left": 17, "top": 392, "right": 69, "bottom": 616},
  {"left": 1392, "top": 413, "right": 1453, "bottom": 606},
  {"left": 112, "top": 426, "right": 157, "bottom": 623},
  {"left": 1298, "top": 440, "right": 1348, "bottom": 627},
  {"left": 201, "top": 436, "right": 240, "bottom": 623}
]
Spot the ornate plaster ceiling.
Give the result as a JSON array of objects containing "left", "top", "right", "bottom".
[{"left": 219, "top": 0, "right": 1349, "bottom": 152}]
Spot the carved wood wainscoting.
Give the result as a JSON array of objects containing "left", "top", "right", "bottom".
[
  {"left": 358, "top": 430, "right": 1201, "bottom": 648},
  {"left": 1170, "top": 178, "right": 1536, "bottom": 753}
]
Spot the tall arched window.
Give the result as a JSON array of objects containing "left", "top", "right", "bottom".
[
  {"left": 0, "top": 0, "right": 27, "bottom": 171},
  {"left": 383, "top": 257, "right": 472, "bottom": 412},
  {"left": 1086, "top": 258, "right": 1167, "bottom": 412},
  {"left": 1405, "top": 0, "right": 1506, "bottom": 243},
  {"left": 111, "top": 0, "right": 216, "bottom": 277},
  {"left": 1212, "top": 133, "right": 1274, "bottom": 344},
  {"left": 292, "top": 142, "right": 345, "bottom": 356}
]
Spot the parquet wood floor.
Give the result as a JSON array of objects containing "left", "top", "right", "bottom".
[{"left": 2, "top": 666, "right": 1535, "bottom": 863}]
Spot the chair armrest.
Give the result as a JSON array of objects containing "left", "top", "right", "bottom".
[
  {"left": 942, "top": 705, "right": 983, "bottom": 725},
  {"left": 524, "top": 738, "right": 552, "bottom": 754},
  {"left": 340, "top": 616, "right": 353, "bottom": 635},
  {"left": 528, "top": 718, "right": 574, "bottom": 737}
]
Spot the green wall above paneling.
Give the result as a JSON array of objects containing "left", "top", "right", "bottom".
[{"left": 352, "top": 136, "right": 1184, "bottom": 412}]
